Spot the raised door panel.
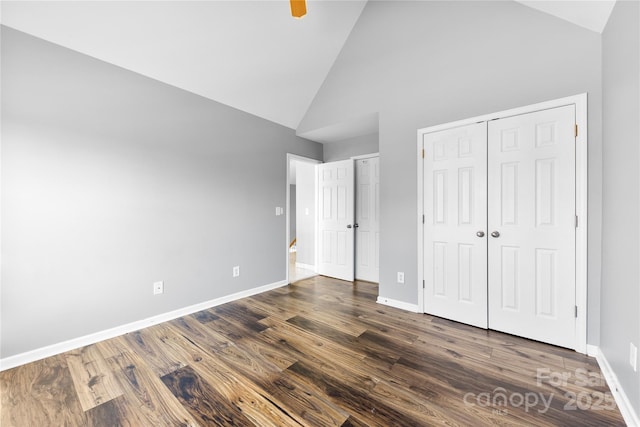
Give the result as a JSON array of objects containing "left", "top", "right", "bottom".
[
  {"left": 423, "top": 122, "right": 488, "bottom": 328},
  {"left": 355, "top": 157, "right": 380, "bottom": 282},
  {"left": 318, "top": 160, "right": 354, "bottom": 281},
  {"left": 487, "top": 105, "right": 576, "bottom": 349}
]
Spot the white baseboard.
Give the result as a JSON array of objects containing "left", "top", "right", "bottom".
[
  {"left": 593, "top": 346, "right": 640, "bottom": 427},
  {"left": 0, "top": 280, "right": 288, "bottom": 372},
  {"left": 586, "top": 344, "right": 599, "bottom": 357},
  {"left": 295, "top": 262, "right": 315, "bottom": 271},
  {"left": 376, "top": 296, "right": 420, "bottom": 313}
]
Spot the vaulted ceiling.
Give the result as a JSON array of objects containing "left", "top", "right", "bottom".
[{"left": 0, "top": 1, "right": 616, "bottom": 137}]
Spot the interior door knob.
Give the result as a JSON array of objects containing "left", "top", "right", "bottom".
[
  {"left": 354, "top": 223, "right": 359, "bottom": 228},
  {"left": 476, "top": 231, "right": 485, "bottom": 237},
  {"left": 491, "top": 231, "right": 500, "bottom": 238}
]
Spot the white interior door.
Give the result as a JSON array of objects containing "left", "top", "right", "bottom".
[
  {"left": 317, "top": 160, "right": 355, "bottom": 281},
  {"left": 423, "top": 122, "right": 488, "bottom": 328},
  {"left": 355, "top": 157, "right": 380, "bottom": 282},
  {"left": 487, "top": 105, "right": 576, "bottom": 348}
]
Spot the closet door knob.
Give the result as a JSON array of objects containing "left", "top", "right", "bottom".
[
  {"left": 491, "top": 231, "right": 500, "bottom": 238},
  {"left": 476, "top": 231, "right": 485, "bottom": 237}
]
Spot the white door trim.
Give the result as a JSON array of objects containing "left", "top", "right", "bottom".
[
  {"left": 351, "top": 152, "right": 380, "bottom": 160},
  {"left": 286, "top": 154, "right": 321, "bottom": 284},
  {"left": 417, "top": 93, "right": 588, "bottom": 353}
]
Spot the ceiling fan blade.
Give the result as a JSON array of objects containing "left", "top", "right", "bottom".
[{"left": 290, "top": 0, "right": 307, "bottom": 18}]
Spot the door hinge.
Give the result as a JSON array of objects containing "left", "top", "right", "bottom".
[
  {"left": 575, "top": 124, "right": 578, "bottom": 138},
  {"left": 575, "top": 305, "right": 578, "bottom": 318},
  {"left": 422, "top": 214, "right": 425, "bottom": 224},
  {"left": 423, "top": 279, "right": 425, "bottom": 289},
  {"left": 575, "top": 215, "right": 578, "bottom": 228},
  {"left": 421, "top": 149, "right": 425, "bottom": 158}
]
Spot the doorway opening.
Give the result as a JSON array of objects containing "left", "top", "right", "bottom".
[{"left": 286, "top": 154, "right": 321, "bottom": 284}]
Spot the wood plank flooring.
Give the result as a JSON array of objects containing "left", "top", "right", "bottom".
[{"left": 0, "top": 276, "right": 626, "bottom": 426}]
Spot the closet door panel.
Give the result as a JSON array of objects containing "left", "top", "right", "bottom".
[
  {"left": 355, "top": 157, "right": 379, "bottom": 282},
  {"left": 318, "top": 160, "right": 355, "bottom": 281},
  {"left": 423, "top": 122, "right": 488, "bottom": 328},
  {"left": 487, "top": 105, "right": 576, "bottom": 349}
]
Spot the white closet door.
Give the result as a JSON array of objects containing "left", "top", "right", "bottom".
[
  {"left": 317, "top": 160, "right": 355, "bottom": 281},
  {"left": 423, "top": 122, "right": 488, "bottom": 328},
  {"left": 487, "top": 105, "right": 576, "bottom": 348},
  {"left": 355, "top": 157, "right": 380, "bottom": 282}
]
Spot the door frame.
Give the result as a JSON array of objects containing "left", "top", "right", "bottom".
[
  {"left": 416, "top": 93, "right": 588, "bottom": 353},
  {"left": 286, "top": 154, "right": 321, "bottom": 284},
  {"left": 351, "top": 153, "right": 380, "bottom": 160}
]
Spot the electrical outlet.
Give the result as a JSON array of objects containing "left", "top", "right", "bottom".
[
  {"left": 631, "top": 343, "right": 638, "bottom": 372},
  {"left": 397, "top": 272, "right": 405, "bottom": 284},
  {"left": 233, "top": 266, "right": 240, "bottom": 277},
  {"left": 153, "top": 281, "right": 164, "bottom": 295}
]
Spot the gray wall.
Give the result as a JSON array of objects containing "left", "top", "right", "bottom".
[
  {"left": 601, "top": 0, "right": 640, "bottom": 415},
  {"left": 295, "top": 161, "right": 316, "bottom": 267},
  {"left": 0, "top": 27, "right": 322, "bottom": 359},
  {"left": 323, "top": 133, "right": 379, "bottom": 162},
  {"left": 299, "top": 1, "right": 603, "bottom": 343}
]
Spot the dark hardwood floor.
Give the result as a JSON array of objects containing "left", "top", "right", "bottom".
[{"left": 0, "top": 276, "right": 626, "bottom": 426}]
